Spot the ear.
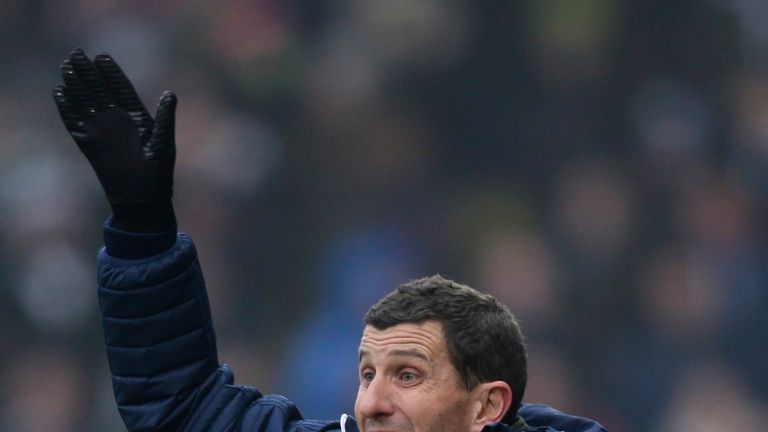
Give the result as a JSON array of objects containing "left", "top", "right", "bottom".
[{"left": 470, "top": 381, "right": 513, "bottom": 432}]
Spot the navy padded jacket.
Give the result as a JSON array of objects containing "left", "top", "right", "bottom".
[{"left": 98, "top": 227, "right": 607, "bottom": 432}]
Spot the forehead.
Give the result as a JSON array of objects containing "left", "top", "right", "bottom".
[{"left": 359, "top": 321, "right": 448, "bottom": 360}]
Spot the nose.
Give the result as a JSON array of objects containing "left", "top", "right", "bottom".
[{"left": 356, "top": 375, "right": 395, "bottom": 420}]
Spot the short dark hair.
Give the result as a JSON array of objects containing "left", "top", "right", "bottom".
[{"left": 363, "top": 275, "right": 527, "bottom": 420}]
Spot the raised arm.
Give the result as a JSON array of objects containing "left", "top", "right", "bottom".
[
  {"left": 52, "top": 48, "right": 345, "bottom": 432},
  {"left": 52, "top": 47, "right": 223, "bottom": 430}
]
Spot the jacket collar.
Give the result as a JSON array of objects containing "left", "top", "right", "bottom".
[{"left": 484, "top": 416, "right": 528, "bottom": 432}]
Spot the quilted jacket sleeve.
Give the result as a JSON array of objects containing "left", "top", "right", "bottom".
[
  {"left": 98, "top": 232, "right": 224, "bottom": 430},
  {"left": 96, "top": 227, "right": 344, "bottom": 432}
]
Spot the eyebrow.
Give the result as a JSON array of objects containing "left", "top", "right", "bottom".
[{"left": 358, "top": 348, "right": 431, "bottom": 362}]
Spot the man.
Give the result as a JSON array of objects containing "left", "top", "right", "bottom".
[{"left": 53, "top": 48, "right": 606, "bottom": 432}]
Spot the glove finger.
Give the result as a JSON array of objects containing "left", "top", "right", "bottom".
[
  {"left": 60, "top": 59, "right": 97, "bottom": 117},
  {"left": 146, "top": 91, "right": 177, "bottom": 162},
  {"left": 93, "top": 52, "right": 153, "bottom": 137},
  {"left": 68, "top": 48, "right": 117, "bottom": 110},
  {"left": 52, "top": 85, "right": 85, "bottom": 134},
  {"left": 53, "top": 85, "right": 93, "bottom": 153}
]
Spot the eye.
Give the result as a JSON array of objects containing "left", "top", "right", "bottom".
[
  {"left": 398, "top": 370, "right": 419, "bottom": 384},
  {"left": 360, "top": 369, "right": 375, "bottom": 384}
]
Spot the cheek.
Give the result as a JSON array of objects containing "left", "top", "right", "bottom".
[{"left": 413, "top": 391, "right": 473, "bottom": 431}]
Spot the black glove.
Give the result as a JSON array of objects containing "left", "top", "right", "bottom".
[{"left": 53, "top": 48, "right": 177, "bottom": 233}]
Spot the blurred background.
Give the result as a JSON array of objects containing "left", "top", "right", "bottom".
[{"left": 1, "top": 1, "right": 767, "bottom": 431}]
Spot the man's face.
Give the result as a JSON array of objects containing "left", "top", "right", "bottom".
[{"left": 354, "top": 321, "right": 481, "bottom": 432}]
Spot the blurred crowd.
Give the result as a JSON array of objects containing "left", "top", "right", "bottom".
[{"left": 1, "top": 1, "right": 767, "bottom": 431}]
